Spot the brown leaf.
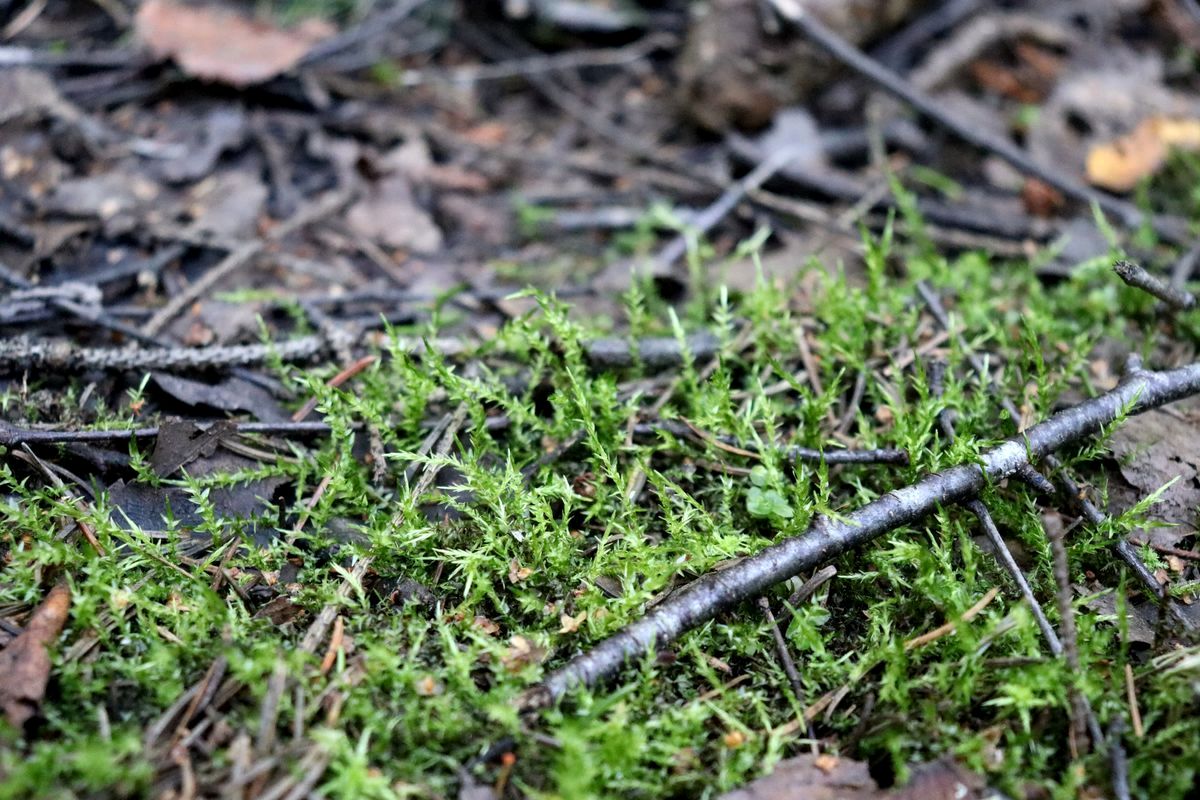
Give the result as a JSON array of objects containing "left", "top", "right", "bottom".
[
  {"left": 1109, "top": 409, "right": 1200, "bottom": 544},
  {"left": 718, "top": 754, "right": 985, "bottom": 800},
  {"left": 135, "top": 0, "right": 332, "bottom": 87},
  {"left": 508, "top": 559, "right": 533, "bottom": 584},
  {"left": 150, "top": 418, "right": 238, "bottom": 478},
  {"left": 0, "top": 583, "right": 71, "bottom": 729},
  {"left": 501, "top": 636, "right": 546, "bottom": 672},
  {"left": 1086, "top": 116, "right": 1200, "bottom": 192},
  {"left": 558, "top": 610, "right": 586, "bottom": 634},
  {"left": 717, "top": 753, "right": 875, "bottom": 800}
]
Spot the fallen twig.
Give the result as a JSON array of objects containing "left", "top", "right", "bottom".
[
  {"left": 0, "top": 420, "right": 334, "bottom": 447},
  {"left": 634, "top": 419, "right": 909, "bottom": 465},
  {"left": 1113, "top": 260, "right": 1197, "bottom": 311},
  {"left": 0, "top": 332, "right": 721, "bottom": 375},
  {"left": 518, "top": 361, "right": 1200, "bottom": 708},
  {"left": 916, "top": 280, "right": 1181, "bottom": 618},
  {"left": 966, "top": 500, "right": 1060, "bottom": 653}
]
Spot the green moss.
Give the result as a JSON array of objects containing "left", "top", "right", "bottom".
[{"left": 1, "top": 225, "right": 1198, "bottom": 798}]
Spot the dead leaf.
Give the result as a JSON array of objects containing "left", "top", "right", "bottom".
[
  {"left": 0, "top": 583, "right": 70, "bottom": 729},
  {"left": 415, "top": 675, "right": 443, "bottom": 696},
  {"left": 254, "top": 595, "right": 307, "bottom": 626},
  {"left": 135, "top": 0, "right": 333, "bottom": 87},
  {"left": 718, "top": 754, "right": 985, "bottom": 800},
  {"left": 186, "top": 170, "right": 267, "bottom": 239},
  {"left": 160, "top": 107, "right": 249, "bottom": 184},
  {"left": 150, "top": 418, "right": 238, "bottom": 478},
  {"left": 1087, "top": 116, "right": 1200, "bottom": 191},
  {"left": 1086, "top": 118, "right": 1169, "bottom": 192},
  {"left": 558, "top": 610, "right": 586, "bottom": 634},
  {"left": 1080, "top": 585, "right": 1157, "bottom": 645},
  {"left": 150, "top": 373, "right": 290, "bottom": 423},
  {"left": 717, "top": 753, "right": 875, "bottom": 800},
  {"left": 891, "top": 758, "right": 987, "bottom": 800},
  {"left": 501, "top": 636, "right": 546, "bottom": 672},
  {"left": 345, "top": 174, "right": 443, "bottom": 253},
  {"left": 508, "top": 559, "right": 533, "bottom": 584},
  {"left": 1109, "top": 409, "right": 1200, "bottom": 546},
  {"left": 45, "top": 173, "right": 157, "bottom": 221}
]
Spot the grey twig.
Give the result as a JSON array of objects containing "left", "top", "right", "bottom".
[
  {"left": 0, "top": 420, "right": 334, "bottom": 447},
  {"left": 0, "top": 332, "right": 723, "bottom": 376},
  {"left": 1109, "top": 718, "right": 1131, "bottom": 800},
  {"left": 654, "top": 146, "right": 806, "bottom": 272},
  {"left": 633, "top": 419, "right": 909, "bottom": 465},
  {"left": 966, "top": 500, "right": 1061, "bottom": 653},
  {"left": 916, "top": 280, "right": 1178, "bottom": 617},
  {"left": 0, "top": 336, "right": 327, "bottom": 373},
  {"left": 518, "top": 361, "right": 1200, "bottom": 708},
  {"left": 1113, "top": 260, "right": 1197, "bottom": 311},
  {"left": 1047, "top": 513, "right": 1099, "bottom": 751}
]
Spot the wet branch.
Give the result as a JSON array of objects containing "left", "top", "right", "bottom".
[{"left": 518, "top": 361, "right": 1200, "bottom": 709}]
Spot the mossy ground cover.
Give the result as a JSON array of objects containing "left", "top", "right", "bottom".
[{"left": 1, "top": 223, "right": 1199, "bottom": 798}]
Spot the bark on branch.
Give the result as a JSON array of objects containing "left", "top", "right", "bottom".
[{"left": 518, "top": 361, "right": 1200, "bottom": 710}]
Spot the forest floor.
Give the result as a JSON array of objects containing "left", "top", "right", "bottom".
[{"left": 1, "top": 1, "right": 1199, "bottom": 798}]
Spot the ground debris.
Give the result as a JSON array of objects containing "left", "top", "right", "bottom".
[
  {"left": 718, "top": 754, "right": 985, "bottom": 800},
  {"left": 0, "top": 583, "right": 70, "bottom": 730}
]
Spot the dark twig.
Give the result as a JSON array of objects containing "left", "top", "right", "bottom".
[
  {"left": 518, "top": 361, "right": 1200, "bottom": 707},
  {"left": 0, "top": 420, "right": 334, "bottom": 447},
  {"left": 654, "top": 146, "right": 806, "bottom": 273},
  {"left": 0, "top": 332, "right": 724, "bottom": 376},
  {"left": 916, "top": 280, "right": 1179, "bottom": 616},
  {"left": 633, "top": 419, "right": 908, "bottom": 465},
  {"left": 299, "top": 0, "right": 428, "bottom": 66},
  {"left": 1170, "top": 241, "right": 1200, "bottom": 291},
  {"left": 786, "top": 565, "right": 836, "bottom": 609},
  {"left": 966, "top": 500, "right": 1061, "bottom": 654},
  {"left": 1113, "top": 260, "right": 1197, "bottom": 311},
  {"left": 757, "top": 596, "right": 815, "bottom": 747},
  {"left": 1109, "top": 718, "right": 1131, "bottom": 800},
  {"left": 757, "top": 597, "right": 805, "bottom": 703},
  {"left": 1013, "top": 463, "right": 1056, "bottom": 496},
  {"left": 1044, "top": 453, "right": 1179, "bottom": 614},
  {"left": 764, "top": 0, "right": 1181, "bottom": 240},
  {"left": 1046, "top": 516, "right": 1095, "bottom": 752}
]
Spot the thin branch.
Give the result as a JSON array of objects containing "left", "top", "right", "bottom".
[
  {"left": 1047, "top": 516, "right": 1096, "bottom": 751},
  {"left": 1113, "top": 260, "right": 1197, "bottom": 311},
  {"left": 0, "top": 331, "right": 721, "bottom": 376},
  {"left": 0, "top": 420, "right": 334, "bottom": 447},
  {"left": 915, "top": 280, "right": 1179, "bottom": 617},
  {"left": 518, "top": 361, "right": 1200, "bottom": 708},
  {"left": 634, "top": 419, "right": 909, "bottom": 465},
  {"left": 966, "top": 500, "right": 1061, "bottom": 654}
]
